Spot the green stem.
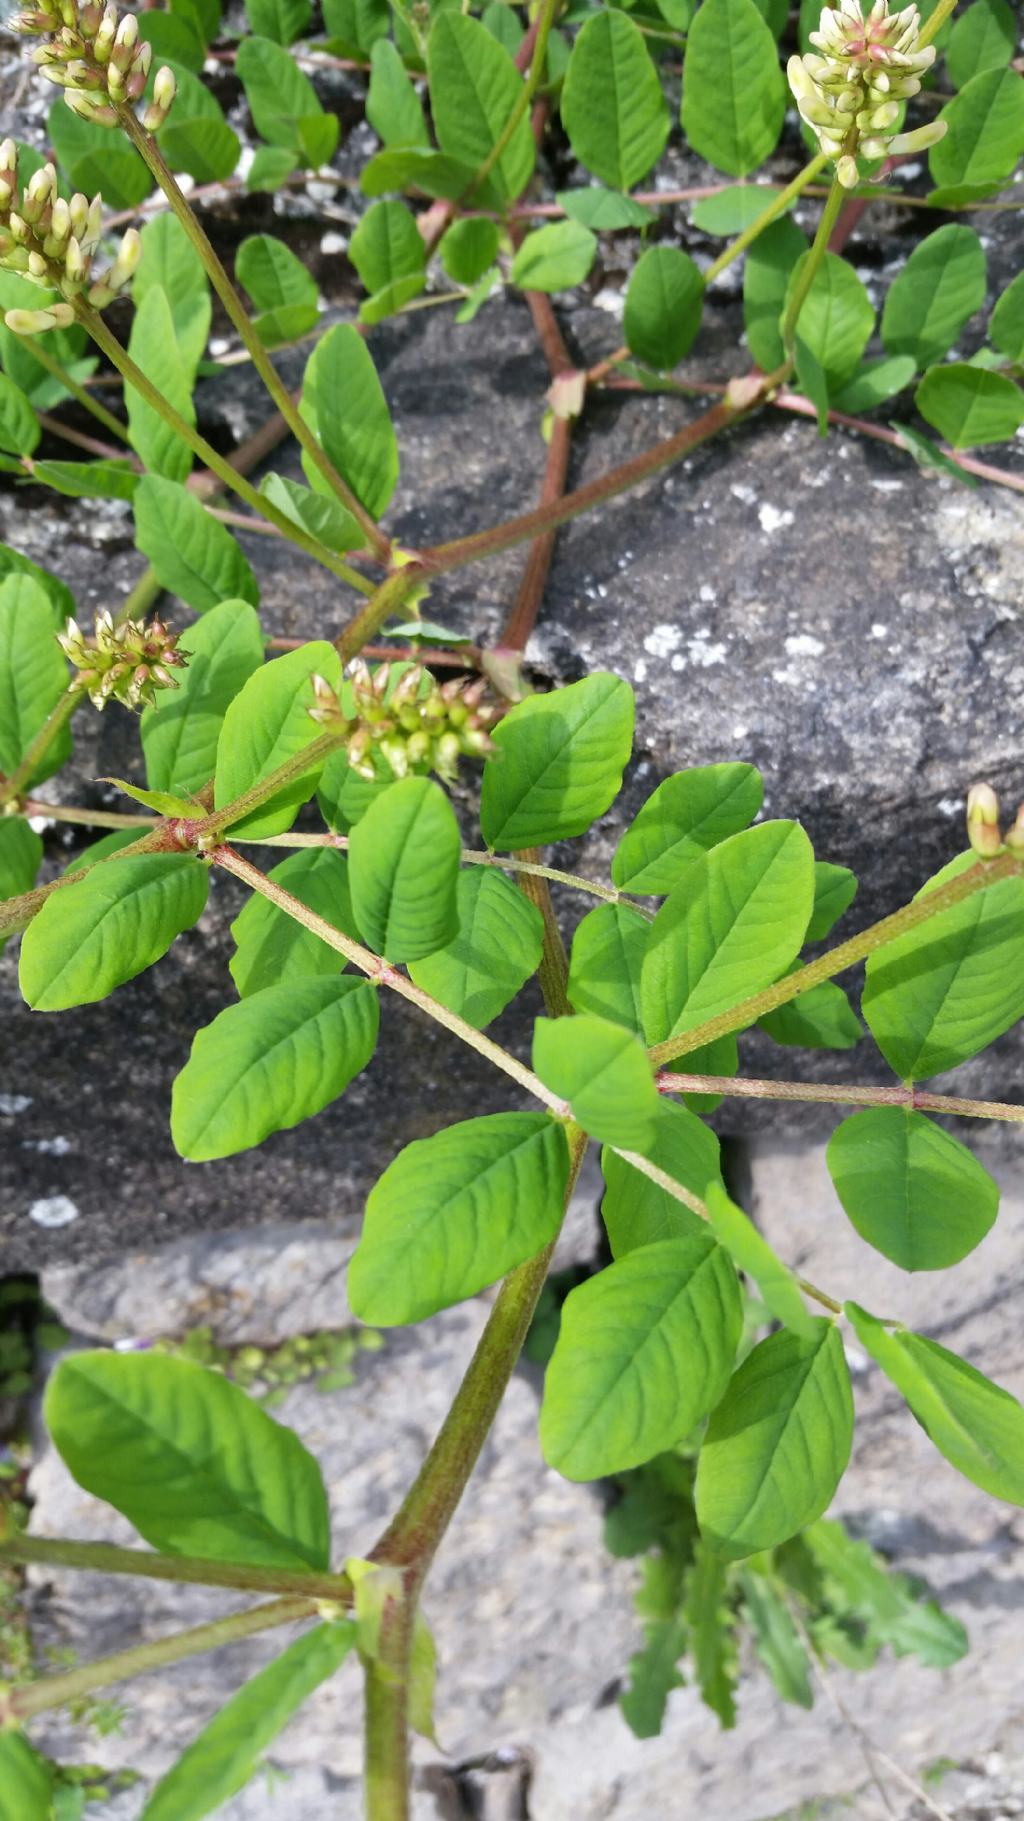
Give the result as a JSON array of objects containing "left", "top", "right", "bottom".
[
  {"left": 782, "top": 175, "right": 845, "bottom": 362},
  {"left": 0, "top": 1534, "right": 352, "bottom": 1603},
  {"left": 363, "top": 1593, "right": 414, "bottom": 1821},
  {"left": 918, "top": 0, "right": 959, "bottom": 45},
  {"left": 649, "top": 851, "right": 1024, "bottom": 1067},
  {"left": 17, "top": 799, "right": 155, "bottom": 829},
  {"left": 6, "top": 1597, "right": 315, "bottom": 1723},
  {"left": 76, "top": 303, "right": 374, "bottom": 597},
  {"left": 198, "top": 732, "right": 343, "bottom": 840},
  {"left": 334, "top": 566, "right": 427, "bottom": 665},
  {"left": 515, "top": 850, "right": 572, "bottom": 1017},
  {"left": 653, "top": 1072, "right": 1024, "bottom": 1123},
  {"left": 212, "top": 844, "right": 568, "bottom": 1110},
  {"left": 463, "top": 0, "right": 560, "bottom": 201},
  {"left": 116, "top": 107, "right": 390, "bottom": 565},
  {"left": 704, "top": 153, "right": 830, "bottom": 287},
  {"left": 23, "top": 338, "right": 130, "bottom": 443},
  {"left": 0, "top": 567, "right": 162, "bottom": 810}
]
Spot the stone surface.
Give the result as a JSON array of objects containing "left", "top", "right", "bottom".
[
  {"left": 4, "top": 283, "right": 1024, "bottom": 1265},
  {"left": 19, "top": 1134, "right": 1024, "bottom": 1820}
]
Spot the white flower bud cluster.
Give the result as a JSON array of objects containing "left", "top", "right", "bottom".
[
  {"left": 9, "top": 0, "right": 175, "bottom": 132},
  {"left": 0, "top": 142, "right": 142, "bottom": 334},
  {"left": 788, "top": 1, "right": 946, "bottom": 189},
  {"left": 57, "top": 610, "right": 188, "bottom": 710},
  {"left": 308, "top": 661, "right": 500, "bottom": 786}
]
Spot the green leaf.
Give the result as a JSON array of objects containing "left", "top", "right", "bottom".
[
  {"left": 557, "top": 187, "right": 657, "bottom": 230},
  {"left": 428, "top": 11, "right": 535, "bottom": 203},
  {"left": 567, "top": 900, "right": 649, "bottom": 1029},
  {"left": 785, "top": 252, "right": 875, "bottom": 387},
  {"left": 45, "top": 1349, "right": 331, "bottom": 1568},
  {"left": 739, "top": 1569, "right": 812, "bottom": 1706},
  {"left": 359, "top": 275, "right": 429, "bottom": 325},
  {"left": 540, "top": 1232, "right": 742, "bottom": 1479},
  {"left": 611, "top": 764, "right": 763, "bottom": 895},
  {"left": 236, "top": 35, "right": 339, "bottom": 165},
  {"left": 830, "top": 355, "right": 917, "bottom": 413},
  {"left": 682, "top": 0, "right": 786, "bottom": 176},
  {"left": 894, "top": 419, "right": 977, "bottom": 486},
  {"left": 930, "top": 65, "right": 1024, "bottom": 190},
  {"left": 743, "top": 217, "right": 808, "bottom": 371},
  {"left": 806, "top": 860, "right": 855, "bottom": 941},
  {"left": 510, "top": 221, "right": 597, "bottom": 293},
  {"left": 827, "top": 1107, "right": 999, "bottom": 1272},
  {"left": 0, "top": 1733, "right": 53, "bottom": 1820},
  {"left": 245, "top": 0, "right": 312, "bottom": 43},
  {"left": 861, "top": 850, "right": 1024, "bottom": 1078},
  {"left": 348, "top": 1111, "right": 569, "bottom": 1323},
  {"left": 439, "top": 218, "right": 501, "bottom": 286},
  {"left": 533, "top": 1011, "right": 661, "bottom": 1149},
  {"left": 845, "top": 1302, "right": 1024, "bottom": 1505},
  {"left": 299, "top": 322, "right": 399, "bottom": 515},
  {"left": 213, "top": 641, "right": 341, "bottom": 839},
  {"left": 236, "top": 234, "right": 319, "bottom": 346},
  {"left": 794, "top": 334, "right": 830, "bottom": 435},
  {"left": 0, "top": 572, "right": 71, "bottom": 787},
  {"left": 691, "top": 184, "right": 784, "bottom": 233},
  {"left": 759, "top": 976, "right": 862, "bottom": 1050},
  {"left": 349, "top": 774, "right": 461, "bottom": 961},
  {"left": 322, "top": 0, "right": 389, "bottom": 54},
  {"left": 0, "top": 817, "right": 43, "bottom": 926},
  {"left": 135, "top": 213, "right": 212, "bottom": 380},
  {"left": 259, "top": 472, "right": 361, "bottom": 554},
  {"left": 407, "top": 866, "right": 543, "bottom": 1028},
  {"left": 48, "top": 100, "right": 150, "bottom": 209},
  {"left": 27, "top": 457, "right": 139, "bottom": 501},
  {"left": 246, "top": 145, "right": 298, "bottom": 190},
  {"left": 134, "top": 477, "right": 259, "bottom": 613},
  {"left": 126, "top": 287, "right": 196, "bottom": 482},
  {"left": 684, "top": 1542, "right": 738, "bottom": 1728},
  {"left": 361, "top": 146, "right": 494, "bottom": 203},
  {"left": 619, "top": 1599, "right": 687, "bottom": 1738},
  {"left": 142, "top": 599, "right": 263, "bottom": 796},
  {"left": 945, "top": 0, "right": 1016, "bottom": 87},
  {"left": 0, "top": 372, "right": 39, "bottom": 457},
  {"left": 561, "top": 11, "right": 670, "bottom": 191},
  {"left": 624, "top": 246, "right": 704, "bottom": 372},
  {"left": 704, "top": 1181, "right": 815, "bottom": 1337},
  {"left": 139, "top": 13, "right": 206, "bottom": 70},
  {"left": 480, "top": 672, "right": 634, "bottom": 850},
  {"left": 101, "top": 777, "right": 198, "bottom": 816},
  {"left": 367, "top": 38, "right": 430, "bottom": 147},
  {"left": 802, "top": 1518, "right": 967, "bottom": 1669},
  {"left": 641, "top": 820, "right": 815, "bottom": 1045},
  {"left": 318, "top": 745, "right": 397, "bottom": 832},
  {"left": 172, "top": 975, "right": 380, "bottom": 1160},
  {"left": 19, "top": 854, "right": 208, "bottom": 1011},
  {"left": 883, "top": 225, "right": 989, "bottom": 376},
  {"left": 601, "top": 1097, "right": 724, "bottom": 1256},
  {"left": 230, "top": 847, "right": 357, "bottom": 996},
  {"left": 157, "top": 61, "right": 241, "bottom": 183},
  {"left": 350, "top": 200, "right": 426, "bottom": 304},
  {"left": 916, "top": 361, "right": 1024, "bottom": 448},
  {"left": 990, "top": 268, "right": 1024, "bottom": 362},
  {"left": 696, "top": 1321, "right": 853, "bottom": 1558},
  {"left": 140, "top": 1622, "right": 354, "bottom": 1821}
]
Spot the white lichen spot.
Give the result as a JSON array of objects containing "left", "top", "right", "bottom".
[
  {"left": 730, "top": 482, "right": 757, "bottom": 505},
  {"left": 688, "top": 638, "right": 727, "bottom": 667},
  {"left": 699, "top": 584, "right": 716, "bottom": 604},
  {"left": 643, "top": 623, "right": 683, "bottom": 658},
  {"left": 320, "top": 230, "right": 346, "bottom": 255},
  {"left": 30, "top": 1136, "right": 72, "bottom": 1156},
  {"left": 870, "top": 478, "right": 904, "bottom": 493},
  {"left": 937, "top": 797, "right": 963, "bottom": 818},
  {"left": 784, "top": 633, "right": 825, "bottom": 659},
  {"left": 28, "top": 814, "right": 53, "bottom": 833},
  {"left": 28, "top": 1195, "right": 79, "bottom": 1228},
  {"left": 870, "top": 622, "right": 889, "bottom": 640},
  {"left": 759, "top": 503, "right": 795, "bottom": 535},
  {"left": 0, "top": 1094, "right": 32, "bottom": 1115},
  {"left": 733, "top": 726, "right": 749, "bottom": 741},
  {"left": 634, "top": 658, "right": 648, "bottom": 683},
  {"left": 670, "top": 652, "right": 686, "bottom": 671},
  {"left": 592, "top": 287, "right": 626, "bottom": 318},
  {"left": 771, "top": 666, "right": 802, "bottom": 688}
]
